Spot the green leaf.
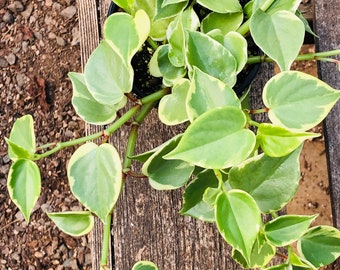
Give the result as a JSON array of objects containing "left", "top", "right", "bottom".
[
  {"left": 186, "top": 67, "right": 241, "bottom": 121},
  {"left": 155, "top": 0, "right": 188, "bottom": 21},
  {"left": 257, "top": 123, "right": 320, "bottom": 157},
  {"left": 69, "top": 72, "right": 125, "bottom": 125},
  {"left": 298, "top": 226, "right": 340, "bottom": 267},
  {"left": 296, "top": 10, "right": 318, "bottom": 38},
  {"left": 67, "top": 143, "right": 122, "bottom": 223},
  {"left": 180, "top": 169, "right": 220, "bottom": 222},
  {"left": 167, "top": 13, "right": 186, "bottom": 67},
  {"left": 158, "top": 78, "right": 190, "bottom": 125},
  {"left": 223, "top": 32, "right": 248, "bottom": 73},
  {"left": 264, "top": 264, "right": 290, "bottom": 270},
  {"left": 7, "top": 159, "right": 41, "bottom": 221},
  {"left": 142, "top": 135, "right": 194, "bottom": 190},
  {"left": 265, "top": 215, "right": 317, "bottom": 247},
  {"left": 132, "top": 261, "right": 159, "bottom": 270},
  {"left": 229, "top": 146, "right": 302, "bottom": 213},
  {"left": 181, "top": 6, "right": 200, "bottom": 31},
  {"left": 112, "top": 0, "right": 134, "bottom": 13},
  {"left": 216, "top": 190, "right": 261, "bottom": 262},
  {"left": 201, "top": 12, "right": 243, "bottom": 36},
  {"left": 149, "top": 44, "right": 186, "bottom": 86},
  {"left": 250, "top": 9, "right": 304, "bottom": 71},
  {"left": 263, "top": 71, "right": 340, "bottom": 131},
  {"left": 232, "top": 233, "right": 276, "bottom": 268},
  {"left": 197, "top": 0, "right": 242, "bottom": 13},
  {"left": 7, "top": 115, "right": 36, "bottom": 161},
  {"left": 288, "top": 247, "right": 317, "bottom": 269},
  {"left": 162, "top": 0, "right": 186, "bottom": 7},
  {"left": 164, "top": 107, "right": 256, "bottom": 169},
  {"left": 104, "top": 10, "right": 150, "bottom": 63},
  {"left": 84, "top": 40, "right": 131, "bottom": 105},
  {"left": 187, "top": 31, "right": 237, "bottom": 87},
  {"left": 252, "top": 0, "right": 301, "bottom": 15},
  {"left": 47, "top": 211, "right": 94, "bottom": 237}
]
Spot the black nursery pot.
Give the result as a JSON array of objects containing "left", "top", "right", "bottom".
[{"left": 107, "top": 2, "right": 261, "bottom": 98}]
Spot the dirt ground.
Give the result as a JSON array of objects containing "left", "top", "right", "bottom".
[{"left": 0, "top": 0, "right": 334, "bottom": 269}]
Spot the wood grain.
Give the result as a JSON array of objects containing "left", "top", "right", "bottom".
[{"left": 315, "top": 0, "right": 340, "bottom": 267}]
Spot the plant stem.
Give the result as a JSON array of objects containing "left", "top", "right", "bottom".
[
  {"left": 123, "top": 102, "right": 156, "bottom": 171},
  {"left": 100, "top": 213, "right": 112, "bottom": 268},
  {"left": 147, "top": 37, "right": 158, "bottom": 51},
  {"left": 247, "top": 49, "right": 340, "bottom": 65},
  {"left": 140, "top": 88, "right": 171, "bottom": 105},
  {"left": 105, "top": 105, "right": 141, "bottom": 135},
  {"left": 33, "top": 105, "right": 141, "bottom": 160}
]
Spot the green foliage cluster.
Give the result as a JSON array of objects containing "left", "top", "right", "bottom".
[{"left": 4, "top": 0, "right": 340, "bottom": 269}]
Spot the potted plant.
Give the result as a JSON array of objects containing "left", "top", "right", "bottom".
[{"left": 4, "top": 0, "right": 340, "bottom": 269}]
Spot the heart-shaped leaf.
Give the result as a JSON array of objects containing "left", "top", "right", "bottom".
[
  {"left": 104, "top": 10, "right": 150, "bottom": 63},
  {"left": 216, "top": 190, "right": 261, "bottom": 263},
  {"left": 69, "top": 72, "right": 125, "bottom": 125},
  {"left": 158, "top": 78, "right": 190, "bottom": 125},
  {"left": 298, "top": 226, "right": 340, "bottom": 267},
  {"left": 84, "top": 40, "right": 132, "bottom": 105},
  {"left": 47, "top": 211, "right": 94, "bottom": 237},
  {"left": 180, "top": 169, "right": 220, "bottom": 222},
  {"left": 7, "top": 159, "right": 41, "bottom": 221},
  {"left": 7, "top": 115, "right": 36, "bottom": 161},
  {"left": 250, "top": 9, "right": 304, "bottom": 71},
  {"left": 257, "top": 123, "right": 320, "bottom": 157},
  {"left": 187, "top": 31, "right": 237, "bottom": 87},
  {"left": 164, "top": 107, "right": 256, "bottom": 169},
  {"left": 265, "top": 215, "right": 317, "bottom": 247},
  {"left": 186, "top": 67, "right": 241, "bottom": 121},
  {"left": 142, "top": 135, "right": 194, "bottom": 190},
  {"left": 263, "top": 71, "right": 340, "bottom": 131},
  {"left": 67, "top": 143, "right": 122, "bottom": 223},
  {"left": 201, "top": 12, "right": 243, "bottom": 36},
  {"left": 229, "top": 146, "right": 302, "bottom": 213}
]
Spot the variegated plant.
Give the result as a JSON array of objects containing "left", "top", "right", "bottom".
[{"left": 5, "top": 0, "right": 340, "bottom": 269}]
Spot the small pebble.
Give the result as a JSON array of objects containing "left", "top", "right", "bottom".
[
  {"left": 56, "top": 36, "right": 66, "bottom": 46},
  {"left": 60, "top": 6, "right": 77, "bottom": 19},
  {"left": 0, "top": 57, "right": 9, "bottom": 68},
  {"left": 16, "top": 73, "right": 27, "bottom": 87},
  {"left": 5, "top": 53, "right": 16, "bottom": 65},
  {"left": 8, "top": 1, "right": 24, "bottom": 13},
  {"left": 21, "top": 4, "right": 33, "bottom": 19},
  {"left": 2, "top": 11, "right": 14, "bottom": 24}
]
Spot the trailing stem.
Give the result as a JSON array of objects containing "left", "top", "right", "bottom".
[
  {"left": 247, "top": 49, "right": 340, "bottom": 65},
  {"left": 33, "top": 89, "right": 169, "bottom": 160},
  {"left": 100, "top": 213, "right": 112, "bottom": 269}
]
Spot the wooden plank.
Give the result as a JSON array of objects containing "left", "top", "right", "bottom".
[
  {"left": 314, "top": 0, "right": 340, "bottom": 228},
  {"left": 314, "top": 0, "right": 340, "bottom": 267},
  {"left": 77, "top": 0, "right": 112, "bottom": 269}
]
